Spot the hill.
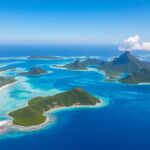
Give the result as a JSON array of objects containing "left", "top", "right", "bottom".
[
  {"left": 100, "top": 51, "right": 150, "bottom": 76},
  {"left": 9, "top": 88, "right": 100, "bottom": 126},
  {"left": 57, "top": 58, "right": 106, "bottom": 70},
  {"left": 120, "top": 68, "right": 150, "bottom": 84},
  {"left": 18, "top": 67, "right": 48, "bottom": 76}
]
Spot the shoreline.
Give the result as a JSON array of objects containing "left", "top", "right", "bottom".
[
  {"left": 9, "top": 98, "right": 106, "bottom": 132},
  {"left": 0, "top": 81, "right": 18, "bottom": 91}
]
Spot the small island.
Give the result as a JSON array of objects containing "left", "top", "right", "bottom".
[
  {"left": 55, "top": 58, "right": 105, "bottom": 70},
  {"left": 9, "top": 88, "right": 100, "bottom": 126},
  {"left": 18, "top": 67, "right": 48, "bottom": 76},
  {"left": 0, "top": 76, "right": 16, "bottom": 88},
  {"left": 28, "top": 56, "right": 63, "bottom": 60}
]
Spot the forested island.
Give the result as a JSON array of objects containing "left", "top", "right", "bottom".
[
  {"left": 9, "top": 88, "right": 100, "bottom": 126},
  {"left": 54, "top": 58, "right": 105, "bottom": 70},
  {"left": 56, "top": 51, "right": 150, "bottom": 84},
  {"left": 28, "top": 56, "right": 63, "bottom": 60},
  {"left": 18, "top": 67, "right": 48, "bottom": 76}
]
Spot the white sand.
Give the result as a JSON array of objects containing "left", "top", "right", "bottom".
[
  {"left": 10, "top": 98, "right": 106, "bottom": 132},
  {"left": 0, "top": 81, "right": 18, "bottom": 91}
]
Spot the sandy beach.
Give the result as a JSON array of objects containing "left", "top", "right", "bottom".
[
  {"left": 0, "top": 81, "right": 18, "bottom": 91},
  {"left": 9, "top": 98, "right": 106, "bottom": 132}
]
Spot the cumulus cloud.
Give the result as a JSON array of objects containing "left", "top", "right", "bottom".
[{"left": 119, "top": 35, "right": 150, "bottom": 51}]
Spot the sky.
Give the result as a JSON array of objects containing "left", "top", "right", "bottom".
[{"left": 0, "top": 0, "right": 150, "bottom": 46}]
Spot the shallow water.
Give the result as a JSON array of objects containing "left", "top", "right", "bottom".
[{"left": 0, "top": 54, "right": 150, "bottom": 150}]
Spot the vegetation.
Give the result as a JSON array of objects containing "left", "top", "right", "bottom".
[
  {"left": 56, "top": 58, "right": 105, "bottom": 70},
  {"left": 99, "top": 51, "right": 150, "bottom": 83},
  {"left": 120, "top": 68, "right": 150, "bottom": 84},
  {"left": 99, "top": 51, "right": 150, "bottom": 75},
  {"left": 9, "top": 88, "right": 100, "bottom": 126},
  {"left": 28, "top": 56, "right": 63, "bottom": 60},
  {"left": 0, "top": 76, "right": 16, "bottom": 88},
  {"left": 18, "top": 67, "right": 48, "bottom": 76}
]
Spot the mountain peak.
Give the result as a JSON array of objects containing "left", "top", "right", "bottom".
[
  {"left": 114, "top": 51, "right": 134, "bottom": 64},
  {"left": 123, "top": 51, "right": 130, "bottom": 56}
]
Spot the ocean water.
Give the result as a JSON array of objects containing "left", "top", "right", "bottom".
[{"left": 0, "top": 45, "right": 150, "bottom": 150}]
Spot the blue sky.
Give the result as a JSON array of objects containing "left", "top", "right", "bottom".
[{"left": 0, "top": 0, "right": 150, "bottom": 44}]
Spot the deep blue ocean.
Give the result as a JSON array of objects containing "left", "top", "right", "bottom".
[{"left": 0, "top": 44, "right": 150, "bottom": 150}]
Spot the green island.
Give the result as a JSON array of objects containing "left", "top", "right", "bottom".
[
  {"left": 0, "top": 76, "right": 16, "bottom": 88},
  {"left": 18, "top": 66, "right": 48, "bottom": 76},
  {"left": 120, "top": 68, "right": 150, "bottom": 84},
  {"left": 99, "top": 51, "right": 150, "bottom": 83},
  {"left": 54, "top": 58, "right": 105, "bottom": 70},
  {"left": 54, "top": 51, "right": 150, "bottom": 84},
  {"left": 28, "top": 56, "right": 63, "bottom": 60},
  {"left": 9, "top": 88, "right": 100, "bottom": 126}
]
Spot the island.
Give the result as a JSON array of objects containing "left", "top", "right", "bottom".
[
  {"left": 0, "top": 76, "right": 16, "bottom": 88},
  {"left": 99, "top": 51, "right": 150, "bottom": 83},
  {"left": 18, "top": 67, "right": 48, "bottom": 76},
  {"left": 120, "top": 68, "right": 150, "bottom": 84},
  {"left": 28, "top": 56, "right": 63, "bottom": 60},
  {"left": 0, "top": 67, "right": 16, "bottom": 72},
  {"left": 9, "top": 88, "right": 100, "bottom": 126},
  {"left": 62, "top": 59, "right": 87, "bottom": 70},
  {"left": 55, "top": 58, "right": 105, "bottom": 70}
]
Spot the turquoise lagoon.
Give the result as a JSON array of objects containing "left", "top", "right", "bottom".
[{"left": 0, "top": 53, "right": 150, "bottom": 150}]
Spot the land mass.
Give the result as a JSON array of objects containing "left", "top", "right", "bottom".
[
  {"left": 98, "top": 51, "right": 150, "bottom": 83},
  {"left": 0, "top": 76, "right": 16, "bottom": 88},
  {"left": 18, "top": 67, "right": 48, "bottom": 76},
  {"left": 55, "top": 58, "right": 105, "bottom": 70},
  {"left": 9, "top": 88, "right": 100, "bottom": 126},
  {"left": 120, "top": 68, "right": 150, "bottom": 84},
  {"left": 28, "top": 56, "right": 63, "bottom": 60}
]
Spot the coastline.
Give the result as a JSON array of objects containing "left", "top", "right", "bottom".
[
  {"left": 0, "top": 81, "right": 18, "bottom": 91},
  {"left": 9, "top": 98, "right": 106, "bottom": 132}
]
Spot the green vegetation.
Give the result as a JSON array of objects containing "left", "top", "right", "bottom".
[
  {"left": 0, "top": 76, "right": 16, "bottom": 88},
  {"left": 9, "top": 88, "right": 100, "bottom": 126},
  {"left": 18, "top": 67, "right": 48, "bottom": 76},
  {"left": 28, "top": 56, "right": 63, "bottom": 60},
  {"left": 120, "top": 68, "right": 150, "bottom": 84},
  {"left": 55, "top": 58, "right": 105, "bottom": 70},
  {"left": 99, "top": 51, "right": 150, "bottom": 75},
  {"left": 99, "top": 51, "right": 150, "bottom": 83}
]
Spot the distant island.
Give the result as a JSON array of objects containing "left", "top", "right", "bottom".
[
  {"left": 18, "top": 67, "right": 48, "bottom": 76},
  {"left": 54, "top": 58, "right": 106, "bottom": 70},
  {"left": 9, "top": 88, "right": 100, "bottom": 126},
  {"left": 120, "top": 68, "right": 150, "bottom": 84},
  {"left": 98, "top": 51, "right": 150, "bottom": 84},
  {"left": 54, "top": 51, "right": 150, "bottom": 84},
  {"left": 28, "top": 56, "right": 63, "bottom": 60},
  {"left": 0, "top": 76, "right": 16, "bottom": 88},
  {"left": 99, "top": 51, "right": 150, "bottom": 75}
]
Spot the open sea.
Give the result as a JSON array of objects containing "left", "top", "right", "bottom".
[{"left": 0, "top": 44, "right": 150, "bottom": 150}]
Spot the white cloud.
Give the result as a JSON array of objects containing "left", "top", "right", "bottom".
[{"left": 119, "top": 35, "right": 150, "bottom": 51}]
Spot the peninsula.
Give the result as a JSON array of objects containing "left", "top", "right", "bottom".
[
  {"left": 9, "top": 88, "right": 100, "bottom": 126},
  {"left": 0, "top": 76, "right": 16, "bottom": 88}
]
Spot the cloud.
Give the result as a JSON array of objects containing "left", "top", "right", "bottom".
[{"left": 119, "top": 35, "right": 150, "bottom": 51}]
